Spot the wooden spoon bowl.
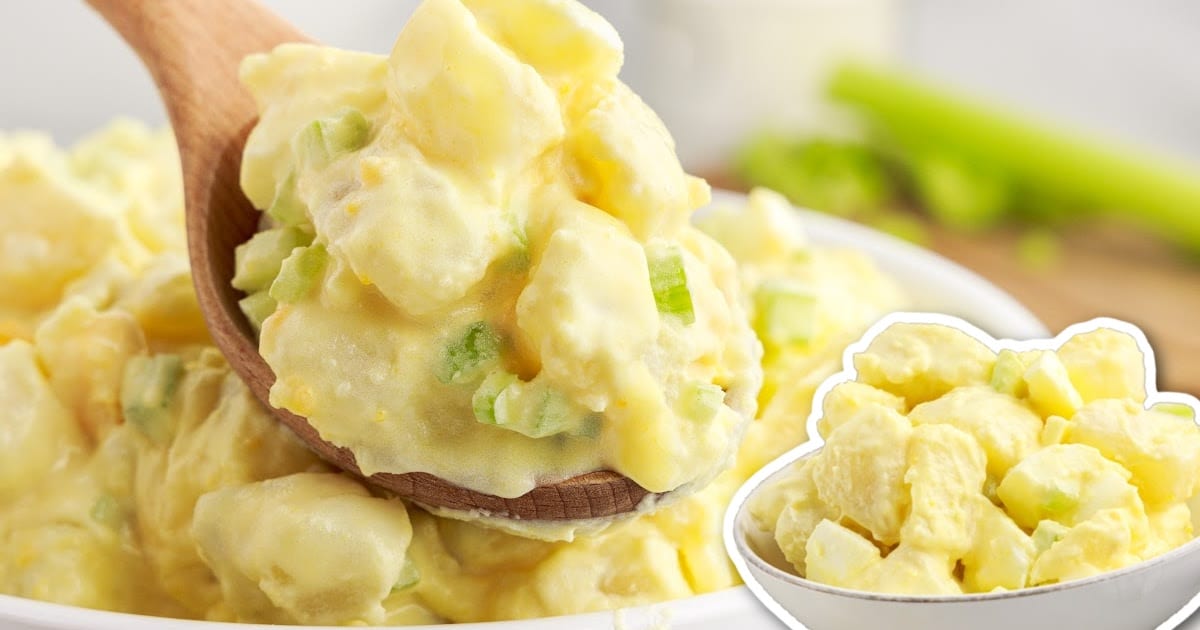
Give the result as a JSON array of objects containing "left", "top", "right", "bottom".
[{"left": 86, "top": 0, "right": 653, "bottom": 521}]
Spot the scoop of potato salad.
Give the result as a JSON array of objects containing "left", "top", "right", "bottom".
[
  {"left": 232, "top": 0, "right": 763, "bottom": 501},
  {"left": 750, "top": 322, "right": 1200, "bottom": 595}
]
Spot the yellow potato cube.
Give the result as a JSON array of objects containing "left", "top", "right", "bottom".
[
  {"left": 388, "top": 0, "right": 564, "bottom": 181},
  {"left": 811, "top": 408, "right": 912, "bottom": 545},
  {"left": 1057, "top": 328, "right": 1147, "bottom": 403},
  {"left": 909, "top": 385, "right": 1042, "bottom": 479},
  {"left": 817, "top": 381, "right": 907, "bottom": 439},
  {"left": 776, "top": 501, "right": 841, "bottom": 577},
  {"left": 997, "top": 444, "right": 1144, "bottom": 530},
  {"left": 694, "top": 188, "right": 808, "bottom": 267},
  {"left": 803, "top": 519, "right": 882, "bottom": 587},
  {"left": 861, "top": 545, "right": 962, "bottom": 596},
  {"left": 0, "top": 156, "right": 118, "bottom": 311},
  {"left": 1029, "top": 509, "right": 1144, "bottom": 585},
  {"left": 1040, "top": 415, "right": 1070, "bottom": 447},
  {"left": 239, "top": 44, "right": 389, "bottom": 209},
  {"left": 462, "top": 0, "right": 622, "bottom": 102},
  {"left": 962, "top": 498, "right": 1035, "bottom": 592},
  {"left": 853, "top": 323, "right": 996, "bottom": 405},
  {"left": 530, "top": 526, "right": 692, "bottom": 617},
  {"left": 192, "top": 473, "right": 415, "bottom": 626},
  {"left": 0, "top": 341, "right": 86, "bottom": 500},
  {"left": 748, "top": 459, "right": 822, "bottom": 532},
  {"left": 568, "top": 82, "right": 708, "bottom": 239},
  {"left": 1141, "top": 502, "right": 1193, "bottom": 561},
  {"left": 1067, "top": 399, "right": 1200, "bottom": 507},
  {"left": 902, "top": 424, "right": 987, "bottom": 557},
  {"left": 748, "top": 460, "right": 812, "bottom": 524},
  {"left": 1024, "top": 352, "right": 1083, "bottom": 419},
  {"left": 34, "top": 298, "right": 147, "bottom": 442}
]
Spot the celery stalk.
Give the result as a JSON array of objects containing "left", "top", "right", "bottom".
[{"left": 830, "top": 64, "right": 1200, "bottom": 251}]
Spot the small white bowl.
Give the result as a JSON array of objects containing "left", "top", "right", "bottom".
[
  {"left": 732, "top": 447, "right": 1200, "bottom": 630},
  {"left": 0, "top": 191, "right": 1048, "bottom": 630}
]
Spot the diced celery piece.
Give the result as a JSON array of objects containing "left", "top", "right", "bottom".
[
  {"left": 392, "top": 559, "right": 421, "bottom": 591},
  {"left": 437, "top": 322, "right": 502, "bottom": 385},
  {"left": 89, "top": 494, "right": 123, "bottom": 529},
  {"left": 121, "top": 354, "right": 184, "bottom": 445},
  {"left": 576, "top": 413, "right": 603, "bottom": 439},
  {"left": 267, "top": 171, "right": 309, "bottom": 227},
  {"left": 1153, "top": 402, "right": 1196, "bottom": 420},
  {"left": 502, "top": 220, "right": 531, "bottom": 272},
  {"left": 648, "top": 246, "right": 695, "bottom": 325},
  {"left": 532, "top": 388, "right": 573, "bottom": 438},
  {"left": 473, "top": 370, "right": 519, "bottom": 425},
  {"left": 489, "top": 380, "right": 589, "bottom": 439},
  {"left": 293, "top": 109, "right": 371, "bottom": 170},
  {"left": 1041, "top": 487, "right": 1078, "bottom": 515},
  {"left": 238, "top": 291, "right": 278, "bottom": 333},
  {"left": 269, "top": 244, "right": 328, "bottom": 304},
  {"left": 681, "top": 381, "right": 724, "bottom": 423},
  {"left": 753, "top": 280, "right": 817, "bottom": 347},
  {"left": 1031, "top": 519, "right": 1069, "bottom": 554},
  {"left": 991, "top": 349, "right": 1028, "bottom": 397},
  {"left": 232, "top": 226, "right": 311, "bottom": 293}
]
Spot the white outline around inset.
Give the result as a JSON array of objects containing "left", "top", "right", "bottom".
[{"left": 722, "top": 312, "right": 1200, "bottom": 630}]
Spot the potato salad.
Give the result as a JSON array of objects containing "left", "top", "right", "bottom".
[
  {"left": 750, "top": 322, "right": 1200, "bottom": 595},
  {"left": 232, "top": 0, "right": 763, "bottom": 500},
  {"left": 0, "top": 114, "right": 904, "bottom": 624}
]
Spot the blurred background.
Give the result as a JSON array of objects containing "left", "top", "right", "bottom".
[{"left": 2, "top": 1, "right": 1197, "bottom": 393}]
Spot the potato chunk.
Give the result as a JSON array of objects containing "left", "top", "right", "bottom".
[
  {"left": 1067, "top": 399, "right": 1200, "bottom": 507},
  {"left": 909, "top": 385, "right": 1042, "bottom": 479},
  {"left": 997, "top": 444, "right": 1144, "bottom": 530},
  {"left": 811, "top": 408, "right": 912, "bottom": 545}
]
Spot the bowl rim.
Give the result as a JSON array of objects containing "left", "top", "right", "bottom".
[{"left": 0, "top": 190, "right": 1050, "bottom": 629}]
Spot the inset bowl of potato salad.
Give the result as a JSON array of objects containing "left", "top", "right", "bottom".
[{"left": 729, "top": 315, "right": 1200, "bottom": 630}]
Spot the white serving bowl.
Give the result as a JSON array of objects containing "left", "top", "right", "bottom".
[
  {"left": 731, "top": 446, "right": 1200, "bottom": 630},
  {"left": 0, "top": 191, "right": 1047, "bottom": 630}
]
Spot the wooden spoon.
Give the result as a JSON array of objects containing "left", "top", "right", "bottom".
[{"left": 85, "top": 0, "right": 653, "bottom": 521}]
